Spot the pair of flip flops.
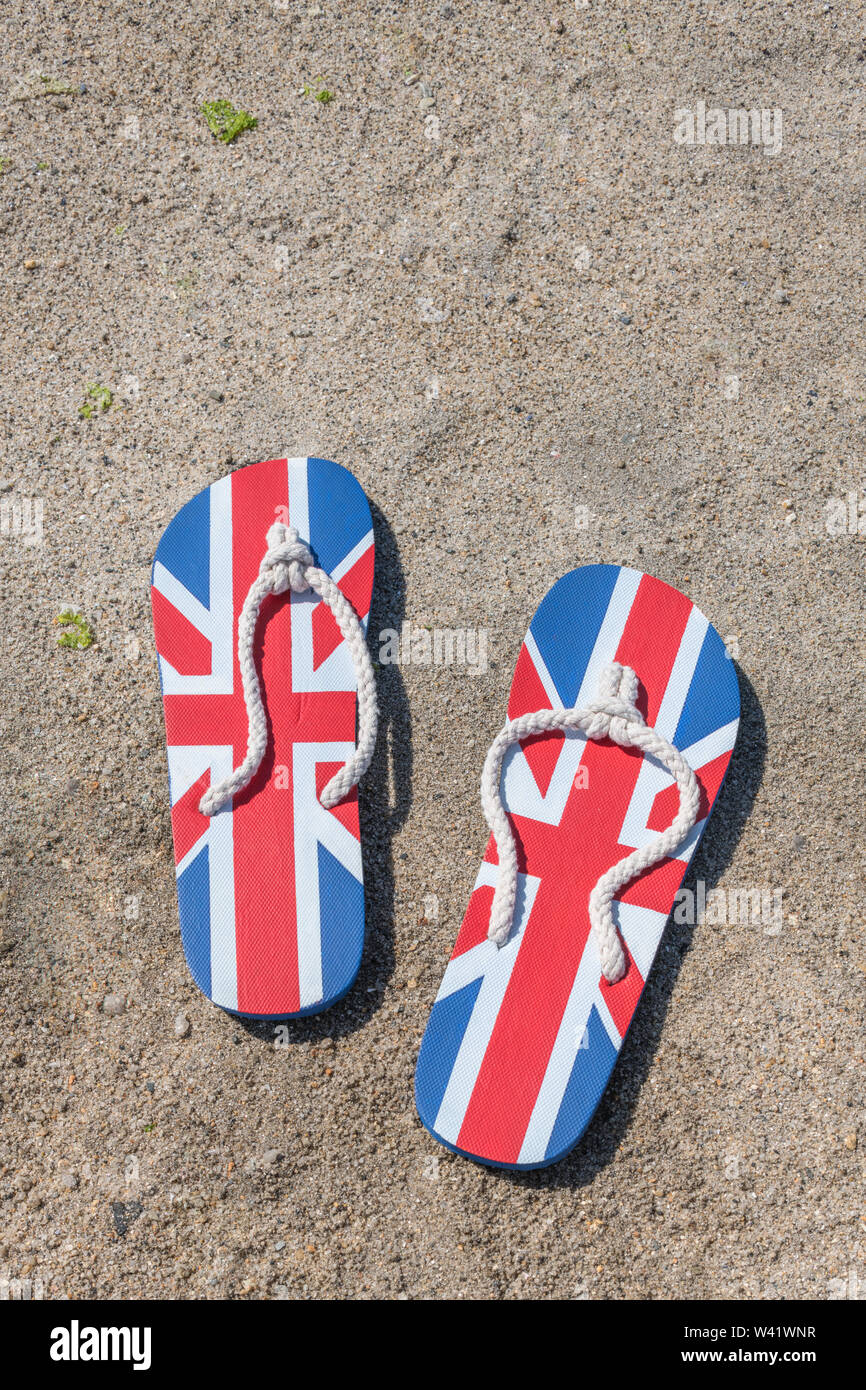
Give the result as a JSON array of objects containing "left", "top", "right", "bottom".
[{"left": 151, "top": 456, "right": 740, "bottom": 1170}]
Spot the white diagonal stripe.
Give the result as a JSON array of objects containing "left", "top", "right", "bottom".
[
  {"left": 153, "top": 560, "right": 213, "bottom": 641},
  {"left": 619, "top": 717, "right": 739, "bottom": 857},
  {"left": 332, "top": 528, "right": 374, "bottom": 588},
  {"left": 615, "top": 900, "right": 668, "bottom": 980},
  {"left": 436, "top": 865, "right": 540, "bottom": 1002},
  {"left": 433, "top": 926, "right": 524, "bottom": 1145},
  {"left": 522, "top": 629, "right": 563, "bottom": 710},
  {"left": 167, "top": 744, "right": 216, "bottom": 807},
  {"left": 498, "top": 730, "right": 586, "bottom": 826}
]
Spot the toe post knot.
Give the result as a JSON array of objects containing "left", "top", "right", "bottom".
[
  {"left": 582, "top": 661, "right": 644, "bottom": 746},
  {"left": 260, "top": 522, "right": 315, "bottom": 595}
]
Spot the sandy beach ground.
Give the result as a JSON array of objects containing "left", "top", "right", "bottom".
[{"left": 0, "top": 1, "right": 863, "bottom": 1299}]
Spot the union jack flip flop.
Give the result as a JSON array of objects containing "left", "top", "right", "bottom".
[
  {"left": 151, "top": 456, "right": 377, "bottom": 1019},
  {"left": 415, "top": 565, "right": 740, "bottom": 1169}
]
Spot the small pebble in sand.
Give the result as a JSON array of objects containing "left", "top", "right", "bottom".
[
  {"left": 417, "top": 297, "right": 450, "bottom": 324},
  {"left": 174, "top": 1013, "right": 191, "bottom": 1037},
  {"left": 102, "top": 994, "right": 126, "bottom": 1016}
]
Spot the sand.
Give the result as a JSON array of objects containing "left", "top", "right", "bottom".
[{"left": 0, "top": 1, "right": 863, "bottom": 1299}]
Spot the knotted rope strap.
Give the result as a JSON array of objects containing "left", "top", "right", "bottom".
[
  {"left": 480, "top": 661, "right": 701, "bottom": 983},
  {"left": 199, "top": 523, "right": 378, "bottom": 817}
]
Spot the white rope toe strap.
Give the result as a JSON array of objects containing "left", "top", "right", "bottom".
[
  {"left": 199, "top": 522, "right": 378, "bottom": 817},
  {"left": 480, "top": 661, "right": 701, "bottom": 983}
]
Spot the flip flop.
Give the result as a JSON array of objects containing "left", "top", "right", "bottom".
[
  {"left": 415, "top": 565, "right": 740, "bottom": 1169},
  {"left": 151, "top": 455, "right": 377, "bottom": 1019}
]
